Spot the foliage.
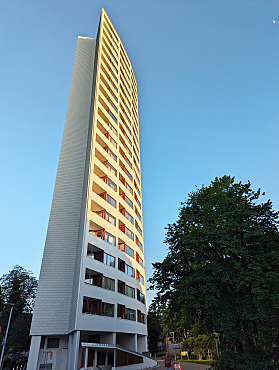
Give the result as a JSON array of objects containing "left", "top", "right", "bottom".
[
  {"left": 149, "top": 176, "right": 279, "bottom": 365},
  {"left": 147, "top": 302, "right": 162, "bottom": 355},
  {"left": 0, "top": 265, "right": 37, "bottom": 353}
]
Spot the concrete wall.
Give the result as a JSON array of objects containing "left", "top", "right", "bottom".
[{"left": 30, "top": 36, "right": 96, "bottom": 336}]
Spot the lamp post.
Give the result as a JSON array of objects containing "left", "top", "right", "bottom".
[{"left": 0, "top": 303, "right": 14, "bottom": 370}]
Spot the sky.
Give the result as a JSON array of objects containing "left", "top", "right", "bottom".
[{"left": 1, "top": 0, "right": 279, "bottom": 305}]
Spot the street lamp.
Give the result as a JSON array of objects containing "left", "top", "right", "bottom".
[{"left": 0, "top": 303, "right": 14, "bottom": 370}]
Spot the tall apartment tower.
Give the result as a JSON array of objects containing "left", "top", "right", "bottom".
[{"left": 27, "top": 9, "right": 154, "bottom": 370}]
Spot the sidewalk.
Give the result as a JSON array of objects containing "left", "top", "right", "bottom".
[{"left": 157, "top": 359, "right": 211, "bottom": 370}]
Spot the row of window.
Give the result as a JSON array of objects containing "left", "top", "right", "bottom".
[
  {"left": 96, "top": 189, "right": 140, "bottom": 231},
  {"left": 101, "top": 20, "right": 139, "bottom": 135},
  {"left": 98, "top": 96, "right": 140, "bottom": 183},
  {"left": 92, "top": 205, "right": 142, "bottom": 243},
  {"left": 87, "top": 243, "right": 144, "bottom": 282},
  {"left": 95, "top": 168, "right": 141, "bottom": 220},
  {"left": 97, "top": 167, "right": 142, "bottom": 226},
  {"left": 85, "top": 267, "right": 145, "bottom": 303},
  {"left": 99, "top": 60, "right": 139, "bottom": 150},
  {"left": 98, "top": 87, "right": 140, "bottom": 176},
  {"left": 82, "top": 296, "right": 145, "bottom": 323}
]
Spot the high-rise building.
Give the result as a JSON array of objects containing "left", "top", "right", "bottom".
[{"left": 27, "top": 9, "right": 155, "bottom": 370}]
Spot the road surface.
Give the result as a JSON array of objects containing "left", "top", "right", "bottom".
[{"left": 156, "top": 359, "right": 211, "bottom": 370}]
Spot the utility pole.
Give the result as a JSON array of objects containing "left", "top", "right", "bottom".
[{"left": 0, "top": 303, "right": 14, "bottom": 370}]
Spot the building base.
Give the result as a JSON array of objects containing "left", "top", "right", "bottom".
[{"left": 27, "top": 331, "right": 149, "bottom": 370}]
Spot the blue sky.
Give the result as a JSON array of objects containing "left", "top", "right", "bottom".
[{"left": 1, "top": 0, "right": 279, "bottom": 304}]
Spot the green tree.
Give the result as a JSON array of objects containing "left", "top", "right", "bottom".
[
  {"left": 147, "top": 302, "right": 162, "bottom": 355},
  {"left": 150, "top": 176, "right": 279, "bottom": 369},
  {"left": 0, "top": 265, "right": 37, "bottom": 354}
]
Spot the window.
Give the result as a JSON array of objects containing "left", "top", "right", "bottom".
[
  {"left": 108, "top": 121, "right": 117, "bottom": 136},
  {"left": 125, "top": 144, "right": 132, "bottom": 157},
  {"left": 104, "top": 252, "right": 115, "bottom": 267},
  {"left": 87, "top": 244, "right": 115, "bottom": 267},
  {"left": 110, "top": 70, "right": 118, "bottom": 83},
  {"left": 124, "top": 168, "right": 132, "bottom": 182},
  {"left": 120, "top": 208, "right": 133, "bottom": 224},
  {"left": 83, "top": 297, "right": 114, "bottom": 317},
  {"left": 107, "top": 162, "right": 117, "bottom": 176},
  {"left": 107, "top": 178, "right": 116, "bottom": 191},
  {"left": 110, "top": 99, "right": 118, "bottom": 113},
  {"left": 121, "top": 194, "right": 132, "bottom": 209},
  {"left": 111, "top": 61, "right": 118, "bottom": 74},
  {"left": 126, "top": 308, "right": 136, "bottom": 321},
  {"left": 136, "top": 270, "right": 144, "bottom": 285},
  {"left": 137, "top": 239, "right": 143, "bottom": 251},
  {"left": 117, "top": 304, "right": 136, "bottom": 321},
  {"left": 126, "top": 264, "right": 135, "bottom": 277},
  {"left": 119, "top": 243, "right": 134, "bottom": 258},
  {"left": 137, "top": 310, "right": 145, "bottom": 324},
  {"left": 125, "top": 156, "right": 132, "bottom": 169},
  {"left": 109, "top": 110, "right": 117, "bottom": 124},
  {"left": 106, "top": 147, "right": 117, "bottom": 162},
  {"left": 137, "top": 224, "right": 142, "bottom": 236},
  {"left": 110, "top": 79, "right": 118, "bottom": 92},
  {"left": 136, "top": 253, "right": 143, "bottom": 268},
  {"left": 85, "top": 268, "right": 115, "bottom": 291},
  {"left": 47, "top": 338, "right": 59, "bottom": 349},
  {"left": 118, "top": 280, "right": 135, "bottom": 299},
  {"left": 102, "top": 302, "right": 114, "bottom": 317},
  {"left": 137, "top": 289, "right": 145, "bottom": 304},
  {"left": 106, "top": 194, "right": 116, "bottom": 208},
  {"left": 135, "top": 208, "right": 142, "bottom": 222},
  {"left": 119, "top": 224, "right": 134, "bottom": 241},
  {"left": 103, "top": 276, "right": 115, "bottom": 291},
  {"left": 105, "top": 232, "right": 116, "bottom": 246},
  {"left": 118, "top": 258, "right": 135, "bottom": 277},
  {"left": 110, "top": 89, "right": 118, "bottom": 102},
  {"left": 126, "top": 285, "right": 135, "bottom": 298},
  {"left": 106, "top": 212, "right": 116, "bottom": 226},
  {"left": 111, "top": 53, "right": 118, "bottom": 65}
]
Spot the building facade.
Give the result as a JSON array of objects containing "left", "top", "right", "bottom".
[{"left": 27, "top": 9, "right": 151, "bottom": 370}]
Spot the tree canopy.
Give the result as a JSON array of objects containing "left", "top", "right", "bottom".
[
  {"left": 149, "top": 176, "right": 279, "bottom": 368},
  {"left": 0, "top": 265, "right": 37, "bottom": 355}
]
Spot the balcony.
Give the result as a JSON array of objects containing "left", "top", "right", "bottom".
[
  {"left": 136, "top": 237, "right": 143, "bottom": 252},
  {"left": 137, "top": 310, "right": 145, "bottom": 324},
  {"left": 119, "top": 206, "right": 134, "bottom": 224},
  {"left": 94, "top": 208, "right": 116, "bottom": 227},
  {"left": 96, "top": 134, "right": 117, "bottom": 163},
  {"left": 118, "top": 242, "right": 134, "bottom": 258},
  {"left": 119, "top": 147, "right": 132, "bottom": 169},
  {"left": 119, "top": 160, "right": 133, "bottom": 183},
  {"left": 89, "top": 221, "right": 116, "bottom": 246},
  {"left": 83, "top": 296, "right": 114, "bottom": 317},
  {"left": 97, "top": 108, "right": 118, "bottom": 138},
  {"left": 119, "top": 124, "right": 132, "bottom": 147},
  {"left": 120, "top": 175, "right": 133, "bottom": 195},
  {"left": 99, "top": 175, "right": 117, "bottom": 192},
  {"left": 120, "top": 191, "right": 133, "bottom": 209},
  {"left": 136, "top": 270, "right": 144, "bottom": 285},
  {"left": 97, "top": 119, "right": 117, "bottom": 146},
  {"left": 85, "top": 268, "right": 115, "bottom": 291},
  {"left": 118, "top": 280, "right": 135, "bottom": 299},
  {"left": 136, "top": 252, "right": 144, "bottom": 268},
  {"left": 117, "top": 304, "right": 135, "bottom": 321},
  {"left": 118, "top": 258, "right": 135, "bottom": 278},
  {"left": 119, "top": 221, "right": 134, "bottom": 241},
  {"left": 87, "top": 243, "right": 115, "bottom": 267}
]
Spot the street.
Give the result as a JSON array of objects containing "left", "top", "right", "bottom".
[{"left": 157, "top": 359, "right": 211, "bottom": 370}]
